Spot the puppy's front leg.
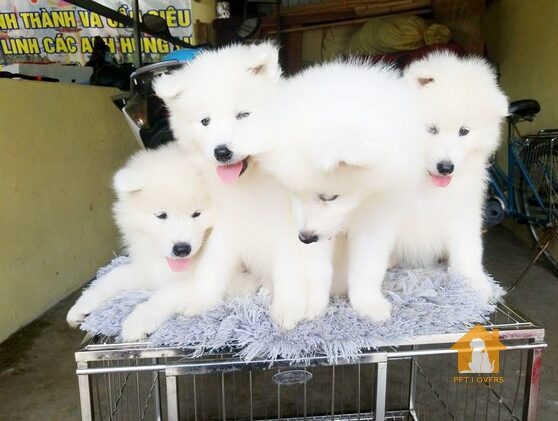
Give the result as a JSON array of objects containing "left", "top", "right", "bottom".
[
  {"left": 303, "top": 239, "right": 335, "bottom": 319},
  {"left": 188, "top": 227, "right": 239, "bottom": 315},
  {"left": 67, "top": 263, "right": 147, "bottom": 327},
  {"left": 448, "top": 213, "right": 493, "bottom": 300},
  {"left": 226, "top": 270, "right": 262, "bottom": 297},
  {"left": 121, "top": 281, "right": 188, "bottom": 341},
  {"left": 347, "top": 220, "right": 394, "bottom": 322},
  {"left": 270, "top": 237, "right": 308, "bottom": 330}
]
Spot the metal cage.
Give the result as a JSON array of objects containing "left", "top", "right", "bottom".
[{"left": 75, "top": 301, "right": 546, "bottom": 421}]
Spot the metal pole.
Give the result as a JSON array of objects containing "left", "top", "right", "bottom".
[
  {"left": 77, "top": 361, "right": 94, "bottom": 421},
  {"left": 375, "top": 358, "right": 388, "bottom": 421},
  {"left": 408, "top": 345, "right": 418, "bottom": 420},
  {"left": 65, "top": 0, "right": 192, "bottom": 48},
  {"left": 132, "top": 0, "right": 142, "bottom": 68},
  {"left": 166, "top": 374, "right": 180, "bottom": 421},
  {"left": 523, "top": 347, "right": 543, "bottom": 421},
  {"left": 152, "top": 358, "right": 162, "bottom": 421}
]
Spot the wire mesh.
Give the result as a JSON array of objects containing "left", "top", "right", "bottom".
[
  {"left": 76, "top": 301, "right": 544, "bottom": 421},
  {"left": 412, "top": 349, "right": 527, "bottom": 421},
  {"left": 82, "top": 349, "right": 530, "bottom": 421},
  {"left": 87, "top": 357, "right": 165, "bottom": 421}
]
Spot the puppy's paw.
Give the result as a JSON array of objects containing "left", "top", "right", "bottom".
[
  {"left": 468, "top": 274, "right": 496, "bottom": 302},
  {"left": 227, "top": 272, "right": 261, "bottom": 297},
  {"left": 305, "top": 293, "right": 329, "bottom": 320},
  {"left": 178, "top": 292, "right": 222, "bottom": 317},
  {"left": 258, "top": 280, "right": 273, "bottom": 297},
  {"left": 271, "top": 298, "right": 306, "bottom": 331},
  {"left": 66, "top": 302, "right": 91, "bottom": 328},
  {"left": 121, "top": 305, "right": 161, "bottom": 342},
  {"left": 350, "top": 291, "right": 392, "bottom": 322}
]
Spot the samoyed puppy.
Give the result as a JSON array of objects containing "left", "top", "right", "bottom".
[
  {"left": 153, "top": 43, "right": 329, "bottom": 329},
  {"left": 393, "top": 53, "right": 508, "bottom": 298},
  {"left": 234, "top": 60, "right": 425, "bottom": 321},
  {"left": 66, "top": 144, "right": 257, "bottom": 333}
]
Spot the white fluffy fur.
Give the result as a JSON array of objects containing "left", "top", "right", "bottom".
[
  {"left": 237, "top": 54, "right": 507, "bottom": 320},
  {"left": 236, "top": 60, "right": 425, "bottom": 321},
  {"left": 67, "top": 144, "right": 258, "bottom": 340},
  {"left": 392, "top": 53, "right": 509, "bottom": 298},
  {"left": 153, "top": 43, "right": 328, "bottom": 329},
  {"left": 153, "top": 42, "right": 282, "bottom": 159},
  {"left": 69, "top": 51, "right": 508, "bottom": 335}
]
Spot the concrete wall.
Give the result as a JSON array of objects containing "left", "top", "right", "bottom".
[
  {"left": 484, "top": 0, "right": 558, "bottom": 242},
  {"left": 192, "top": 0, "right": 216, "bottom": 44},
  {"left": 0, "top": 2, "right": 215, "bottom": 344},
  {"left": 0, "top": 80, "right": 138, "bottom": 343},
  {"left": 485, "top": 0, "right": 558, "bottom": 133},
  {"left": 192, "top": 0, "right": 216, "bottom": 26}
]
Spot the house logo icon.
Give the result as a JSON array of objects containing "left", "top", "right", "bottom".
[{"left": 451, "top": 325, "right": 507, "bottom": 373}]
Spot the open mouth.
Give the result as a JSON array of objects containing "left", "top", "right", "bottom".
[
  {"left": 428, "top": 172, "right": 452, "bottom": 187},
  {"left": 166, "top": 257, "right": 191, "bottom": 272},
  {"left": 216, "top": 158, "right": 249, "bottom": 184}
]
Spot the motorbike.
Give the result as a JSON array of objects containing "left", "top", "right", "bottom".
[
  {"left": 113, "top": 14, "right": 260, "bottom": 149},
  {"left": 113, "top": 49, "right": 199, "bottom": 149},
  {"left": 111, "top": 13, "right": 201, "bottom": 149}
]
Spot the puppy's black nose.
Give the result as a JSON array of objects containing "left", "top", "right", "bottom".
[
  {"left": 214, "top": 145, "right": 233, "bottom": 163},
  {"left": 298, "top": 231, "right": 319, "bottom": 244},
  {"left": 436, "top": 161, "right": 454, "bottom": 175},
  {"left": 172, "top": 243, "right": 191, "bottom": 257}
]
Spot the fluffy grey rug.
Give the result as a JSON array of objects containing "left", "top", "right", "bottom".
[{"left": 81, "top": 258, "right": 503, "bottom": 362}]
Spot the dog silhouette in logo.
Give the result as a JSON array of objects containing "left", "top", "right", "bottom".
[{"left": 462, "top": 338, "right": 495, "bottom": 373}]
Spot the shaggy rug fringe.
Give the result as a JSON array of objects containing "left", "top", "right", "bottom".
[{"left": 81, "top": 258, "right": 503, "bottom": 363}]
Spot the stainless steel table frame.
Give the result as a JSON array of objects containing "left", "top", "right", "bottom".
[{"left": 74, "top": 301, "right": 546, "bottom": 421}]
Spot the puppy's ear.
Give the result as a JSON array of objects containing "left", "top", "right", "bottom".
[
  {"left": 113, "top": 168, "right": 145, "bottom": 194},
  {"left": 323, "top": 156, "right": 368, "bottom": 172},
  {"left": 152, "top": 72, "right": 183, "bottom": 103},
  {"left": 317, "top": 142, "right": 371, "bottom": 172},
  {"left": 246, "top": 42, "right": 282, "bottom": 81},
  {"left": 320, "top": 160, "right": 358, "bottom": 172},
  {"left": 416, "top": 76, "right": 434, "bottom": 87},
  {"left": 404, "top": 63, "right": 435, "bottom": 88}
]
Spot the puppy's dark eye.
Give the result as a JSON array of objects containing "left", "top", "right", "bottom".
[
  {"left": 191, "top": 211, "right": 201, "bottom": 218},
  {"left": 459, "top": 126, "right": 470, "bottom": 136},
  {"left": 201, "top": 117, "right": 210, "bottom": 126},
  {"left": 426, "top": 125, "right": 439, "bottom": 135},
  {"left": 318, "top": 194, "right": 339, "bottom": 202},
  {"left": 236, "top": 111, "right": 251, "bottom": 120},
  {"left": 155, "top": 212, "right": 167, "bottom": 220}
]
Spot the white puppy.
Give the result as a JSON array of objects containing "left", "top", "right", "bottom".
[
  {"left": 154, "top": 43, "right": 327, "bottom": 329},
  {"left": 393, "top": 53, "right": 508, "bottom": 298},
  {"left": 67, "top": 144, "right": 256, "bottom": 336},
  {"left": 235, "top": 60, "right": 425, "bottom": 321}
]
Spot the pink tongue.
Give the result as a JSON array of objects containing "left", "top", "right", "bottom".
[
  {"left": 431, "top": 174, "right": 452, "bottom": 187},
  {"left": 166, "top": 257, "right": 191, "bottom": 272},
  {"left": 216, "top": 162, "right": 244, "bottom": 184}
]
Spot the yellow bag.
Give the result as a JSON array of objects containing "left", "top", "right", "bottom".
[
  {"left": 424, "top": 23, "right": 452, "bottom": 46},
  {"left": 346, "top": 15, "right": 451, "bottom": 55}
]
